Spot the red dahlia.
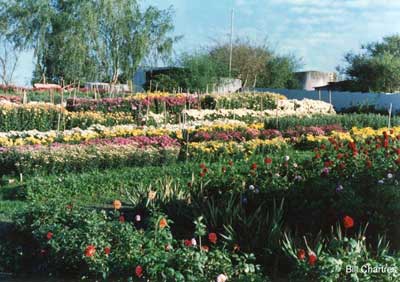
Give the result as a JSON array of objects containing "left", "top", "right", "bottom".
[
  {"left": 208, "top": 232, "right": 218, "bottom": 244},
  {"left": 46, "top": 232, "right": 53, "bottom": 240},
  {"left": 308, "top": 251, "right": 317, "bottom": 266},
  {"left": 343, "top": 215, "right": 354, "bottom": 229},
  {"left": 297, "top": 249, "right": 306, "bottom": 260},
  {"left": 135, "top": 265, "right": 143, "bottom": 278},
  {"left": 264, "top": 157, "right": 273, "bottom": 164}
]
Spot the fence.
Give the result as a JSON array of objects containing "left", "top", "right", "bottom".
[{"left": 256, "top": 88, "right": 400, "bottom": 113}]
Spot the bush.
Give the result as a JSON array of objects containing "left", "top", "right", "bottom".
[{"left": 1, "top": 201, "right": 266, "bottom": 281}]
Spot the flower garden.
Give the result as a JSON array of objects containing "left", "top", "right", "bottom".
[{"left": 0, "top": 91, "right": 399, "bottom": 281}]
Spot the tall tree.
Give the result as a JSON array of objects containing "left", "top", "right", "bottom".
[
  {"left": 341, "top": 35, "right": 400, "bottom": 93},
  {"left": 209, "top": 39, "right": 272, "bottom": 88},
  {"left": 0, "top": 0, "right": 178, "bottom": 84},
  {"left": 0, "top": 35, "right": 18, "bottom": 86}
]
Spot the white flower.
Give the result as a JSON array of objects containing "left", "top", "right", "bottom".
[
  {"left": 284, "top": 156, "right": 290, "bottom": 162},
  {"left": 387, "top": 173, "right": 393, "bottom": 179},
  {"left": 191, "top": 238, "right": 197, "bottom": 247},
  {"left": 135, "top": 215, "right": 141, "bottom": 222},
  {"left": 378, "top": 180, "right": 385, "bottom": 184},
  {"left": 294, "top": 175, "right": 303, "bottom": 181},
  {"left": 249, "top": 185, "right": 255, "bottom": 191},
  {"left": 217, "top": 274, "right": 228, "bottom": 282}
]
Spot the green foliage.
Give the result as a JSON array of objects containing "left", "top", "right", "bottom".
[
  {"left": 265, "top": 114, "right": 397, "bottom": 130},
  {"left": 155, "top": 39, "right": 301, "bottom": 92},
  {"left": 283, "top": 226, "right": 400, "bottom": 282},
  {"left": 257, "top": 55, "right": 301, "bottom": 89},
  {"left": 0, "top": 199, "right": 265, "bottom": 281},
  {"left": 341, "top": 34, "right": 400, "bottom": 93},
  {"left": 1, "top": 0, "right": 178, "bottom": 84}
]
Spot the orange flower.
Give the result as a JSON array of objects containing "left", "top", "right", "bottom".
[
  {"left": 113, "top": 200, "right": 122, "bottom": 210},
  {"left": 297, "top": 249, "right": 306, "bottom": 260},
  {"left": 85, "top": 245, "right": 96, "bottom": 257},
  {"left": 159, "top": 218, "right": 168, "bottom": 229}
]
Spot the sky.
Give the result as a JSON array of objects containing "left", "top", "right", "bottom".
[{"left": 13, "top": 0, "right": 400, "bottom": 85}]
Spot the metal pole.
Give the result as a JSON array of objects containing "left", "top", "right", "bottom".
[{"left": 229, "top": 8, "right": 234, "bottom": 78}]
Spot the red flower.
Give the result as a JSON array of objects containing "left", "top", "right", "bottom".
[
  {"left": 264, "top": 157, "right": 273, "bottom": 164},
  {"left": 104, "top": 247, "right": 111, "bottom": 255},
  {"left": 343, "top": 215, "right": 354, "bottom": 229},
  {"left": 200, "top": 172, "right": 206, "bottom": 178},
  {"left": 297, "top": 249, "right": 306, "bottom": 260},
  {"left": 85, "top": 245, "right": 96, "bottom": 257},
  {"left": 337, "top": 153, "right": 344, "bottom": 160},
  {"left": 184, "top": 239, "right": 192, "bottom": 247},
  {"left": 324, "top": 161, "right": 333, "bottom": 167},
  {"left": 200, "top": 163, "right": 206, "bottom": 169},
  {"left": 119, "top": 215, "right": 125, "bottom": 223},
  {"left": 314, "top": 153, "right": 321, "bottom": 159},
  {"left": 46, "top": 232, "right": 53, "bottom": 240},
  {"left": 396, "top": 157, "right": 400, "bottom": 165},
  {"left": 251, "top": 163, "right": 257, "bottom": 170},
  {"left": 376, "top": 143, "right": 382, "bottom": 149},
  {"left": 384, "top": 138, "right": 389, "bottom": 148},
  {"left": 201, "top": 245, "right": 209, "bottom": 252},
  {"left": 135, "top": 265, "right": 143, "bottom": 278},
  {"left": 308, "top": 251, "right": 317, "bottom": 266},
  {"left": 208, "top": 233, "right": 218, "bottom": 244}
]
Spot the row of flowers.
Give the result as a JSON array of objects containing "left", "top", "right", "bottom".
[
  {"left": 0, "top": 101, "right": 135, "bottom": 131},
  {"left": 0, "top": 95, "right": 22, "bottom": 103},
  {"left": 0, "top": 136, "right": 180, "bottom": 175},
  {"left": 183, "top": 99, "right": 335, "bottom": 122},
  {"left": 66, "top": 92, "right": 201, "bottom": 113},
  {"left": 66, "top": 91, "right": 285, "bottom": 113},
  {"left": 0, "top": 121, "right": 344, "bottom": 147}
]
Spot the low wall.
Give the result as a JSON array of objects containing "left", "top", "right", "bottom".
[{"left": 257, "top": 88, "right": 399, "bottom": 113}]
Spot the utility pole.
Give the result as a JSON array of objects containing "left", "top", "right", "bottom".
[{"left": 229, "top": 8, "right": 234, "bottom": 78}]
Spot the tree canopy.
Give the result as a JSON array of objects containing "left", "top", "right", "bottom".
[
  {"left": 341, "top": 35, "right": 400, "bottom": 93},
  {"left": 146, "top": 39, "right": 301, "bottom": 92},
  {"left": 0, "top": 0, "right": 178, "bottom": 84}
]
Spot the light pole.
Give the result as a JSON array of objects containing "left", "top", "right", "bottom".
[{"left": 229, "top": 8, "right": 234, "bottom": 78}]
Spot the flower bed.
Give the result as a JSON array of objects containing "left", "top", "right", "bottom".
[
  {"left": 0, "top": 136, "right": 180, "bottom": 175},
  {"left": 66, "top": 93, "right": 201, "bottom": 113},
  {"left": 0, "top": 95, "right": 22, "bottom": 103},
  {"left": 0, "top": 101, "right": 134, "bottom": 131},
  {"left": 184, "top": 99, "right": 335, "bottom": 122}
]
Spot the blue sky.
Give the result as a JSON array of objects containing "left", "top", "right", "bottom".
[{"left": 14, "top": 0, "right": 400, "bottom": 85}]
